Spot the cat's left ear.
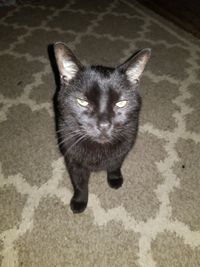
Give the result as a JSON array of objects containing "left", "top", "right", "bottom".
[
  {"left": 54, "top": 42, "right": 83, "bottom": 83},
  {"left": 118, "top": 48, "right": 151, "bottom": 84}
]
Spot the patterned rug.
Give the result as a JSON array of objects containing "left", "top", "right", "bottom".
[{"left": 0, "top": 0, "right": 200, "bottom": 266}]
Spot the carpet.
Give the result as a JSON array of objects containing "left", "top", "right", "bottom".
[{"left": 0, "top": 0, "right": 200, "bottom": 266}]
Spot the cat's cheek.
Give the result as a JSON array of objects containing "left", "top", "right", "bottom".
[
  {"left": 114, "top": 110, "right": 127, "bottom": 124},
  {"left": 116, "top": 111, "right": 122, "bottom": 116}
]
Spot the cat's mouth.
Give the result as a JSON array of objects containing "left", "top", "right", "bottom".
[{"left": 94, "top": 133, "right": 111, "bottom": 144}]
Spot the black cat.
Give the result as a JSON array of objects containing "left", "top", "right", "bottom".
[{"left": 54, "top": 42, "right": 151, "bottom": 213}]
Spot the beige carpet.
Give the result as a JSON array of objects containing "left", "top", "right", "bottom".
[{"left": 1, "top": 0, "right": 200, "bottom": 266}]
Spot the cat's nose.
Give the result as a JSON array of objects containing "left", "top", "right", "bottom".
[{"left": 98, "top": 121, "right": 110, "bottom": 132}]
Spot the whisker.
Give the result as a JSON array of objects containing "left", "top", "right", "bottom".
[
  {"left": 64, "top": 134, "right": 88, "bottom": 156},
  {"left": 56, "top": 127, "right": 78, "bottom": 134},
  {"left": 57, "top": 132, "right": 82, "bottom": 147},
  {"left": 56, "top": 128, "right": 67, "bottom": 134},
  {"left": 56, "top": 128, "right": 82, "bottom": 137}
]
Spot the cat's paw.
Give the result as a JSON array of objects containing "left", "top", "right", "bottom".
[
  {"left": 107, "top": 174, "right": 123, "bottom": 189},
  {"left": 70, "top": 198, "right": 87, "bottom": 213}
]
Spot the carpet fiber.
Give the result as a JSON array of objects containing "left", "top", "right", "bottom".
[{"left": 0, "top": 1, "right": 200, "bottom": 266}]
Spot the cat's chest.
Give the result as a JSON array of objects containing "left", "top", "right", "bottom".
[{"left": 67, "top": 141, "right": 131, "bottom": 171}]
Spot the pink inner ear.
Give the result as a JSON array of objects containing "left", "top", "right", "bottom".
[
  {"left": 54, "top": 42, "right": 82, "bottom": 82},
  {"left": 61, "top": 59, "right": 78, "bottom": 80},
  {"left": 126, "top": 52, "right": 151, "bottom": 83},
  {"left": 117, "top": 48, "right": 151, "bottom": 83},
  {"left": 126, "top": 66, "right": 142, "bottom": 83}
]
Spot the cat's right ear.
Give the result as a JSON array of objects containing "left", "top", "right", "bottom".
[{"left": 54, "top": 42, "right": 82, "bottom": 83}]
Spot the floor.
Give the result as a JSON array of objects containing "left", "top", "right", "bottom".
[{"left": 0, "top": 0, "right": 200, "bottom": 267}]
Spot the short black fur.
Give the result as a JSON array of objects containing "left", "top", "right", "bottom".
[{"left": 53, "top": 43, "right": 151, "bottom": 213}]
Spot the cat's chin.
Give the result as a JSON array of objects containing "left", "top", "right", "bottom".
[
  {"left": 92, "top": 135, "right": 112, "bottom": 144},
  {"left": 96, "top": 139, "right": 110, "bottom": 144}
]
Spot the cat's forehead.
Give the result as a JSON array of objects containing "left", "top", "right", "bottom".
[
  {"left": 85, "top": 81, "right": 119, "bottom": 105},
  {"left": 81, "top": 68, "right": 120, "bottom": 102},
  {"left": 81, "top": 67, "right": 123, "bottom": 95}
]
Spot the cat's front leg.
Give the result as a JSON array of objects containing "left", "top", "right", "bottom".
[
  {"left": 67, "top": 162, "right": 90, "bottom": 213},
  {"left": 107, "top": 168, "right": 123, "bottom": 189}
]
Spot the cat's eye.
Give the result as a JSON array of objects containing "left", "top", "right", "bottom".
[
  {"left": 77, "top": 98, "right": 89, "bottom": 107},
  {"left": 115, "top": 100, "right": 127, "bottom": 108}
]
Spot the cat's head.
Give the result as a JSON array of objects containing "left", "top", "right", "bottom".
[{"left": 54, "top": 42, "right": 151, "bottom": 144}]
